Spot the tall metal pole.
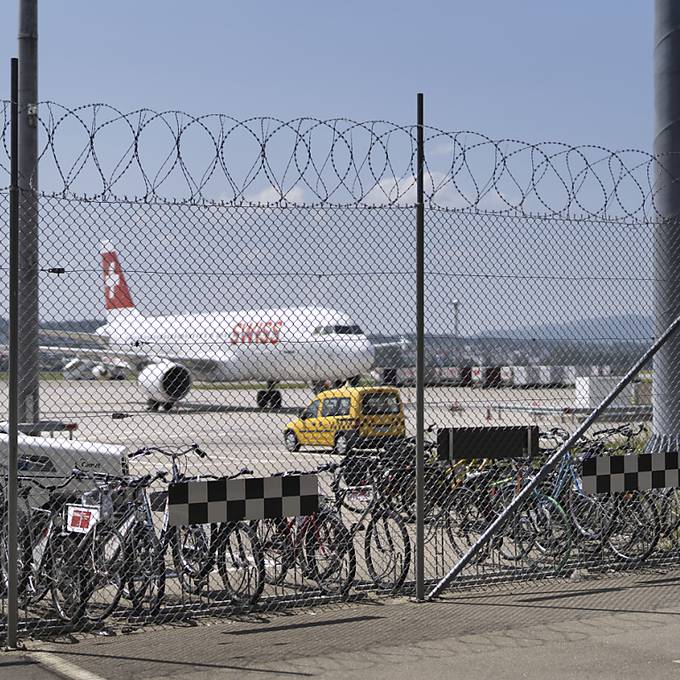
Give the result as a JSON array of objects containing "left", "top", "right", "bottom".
[
  {"left": 7, "top": 57, "right": 20, "bottom": 650},
  {"left": 415, "top": 93, "right": 425, "bottom": 601},
  {"left": 17, "top": 0, "right": 40, "bottom": 425}
]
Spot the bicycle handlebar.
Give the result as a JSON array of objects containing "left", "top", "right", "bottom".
[
  {"left": 72, "top": 466, "right": 168, "bottom": 488},
  {"left": 17, "top": 472, "right": 82, "bottom": 493},
  {"left": 128, "top": 443, "right": 209, "bottom": 460},
  {"left": 181, "top": 468, "right": 253, "bottom": 482},
  {"left": 273, "top": 462, "right": 339, "bottom": 477}
]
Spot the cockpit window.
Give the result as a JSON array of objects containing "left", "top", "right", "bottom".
[{"left": 314, "top": 325, "right": 363, "bottom": 335}]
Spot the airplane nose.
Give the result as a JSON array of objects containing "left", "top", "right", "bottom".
[{"left": 358, "top": 337, "right": 376, "bottom": 371}]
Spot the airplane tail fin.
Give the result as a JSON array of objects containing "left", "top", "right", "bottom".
[{"left": 100, "top": 241, "right": 138, "bottom": 320}]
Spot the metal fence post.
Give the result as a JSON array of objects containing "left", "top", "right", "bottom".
[
  {"left": 7, "top": 56, "right": 20, "bottom": 650},
  {"left": 17, "top": 0, "right": 40, "bottom": 425},
  {"left": 415, "top": 92, "right": 425, "bottom": 601}
]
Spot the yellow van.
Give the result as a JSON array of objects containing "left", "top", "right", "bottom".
[{"left": 283, "top": 386, "right": 406, "bottom": 455}]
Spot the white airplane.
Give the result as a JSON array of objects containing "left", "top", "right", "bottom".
[{"left": 44, "top": 242, "right": 375, "bottom": 411}]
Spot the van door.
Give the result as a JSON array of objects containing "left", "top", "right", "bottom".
[
  {"left": 333, "top": 397, "right": 354, "bottom": 438},
  {"left": 317, "top": 397, "right": 339, "bottom": 447},
  {"left": 298, "top": 399, "right": 321, "bottom": 446}
]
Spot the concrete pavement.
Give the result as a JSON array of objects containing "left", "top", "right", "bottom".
[{"left": 13, "top": 570, "right": 680, "bottom": 679}]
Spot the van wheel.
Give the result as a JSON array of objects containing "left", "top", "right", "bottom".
[
  {"left": 334, "top": 432, "right": 353, "bottom": 456},
  {"left": 284, "top": 431, "right": 300, "bottom": 452}
]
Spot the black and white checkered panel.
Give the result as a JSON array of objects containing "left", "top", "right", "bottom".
[
  {"left": 581, "top": 452, "right": 680, "bottom": 494},
  {"left": 168, "top": 474, "right": 319, "bottom": 526}
]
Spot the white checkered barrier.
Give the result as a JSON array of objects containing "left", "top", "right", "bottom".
[
  {"left": 581, "top": 452, "right": 680, "bottom": 494},
  {"left": 168, "top": 474, "right": 319, "bottom": 526}
]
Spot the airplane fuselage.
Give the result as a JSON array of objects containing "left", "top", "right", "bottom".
[{"left": 104, "top": 306, "right": 375, "bottom": 383}]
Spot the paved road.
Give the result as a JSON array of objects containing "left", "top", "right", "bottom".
[
  {"left": 17, "top": 570, "right": 680, "bottom": 679},
  {"left": 0, "top": 655, "right": 60, "bottom": 680},
  {"left": 0, "top": 381, "right": 576, "bottom": 460}
]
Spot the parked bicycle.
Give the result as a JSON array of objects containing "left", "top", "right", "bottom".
[
  {"left": 331, "top": 458, "right": 412, "bottom": 592},
  {"left": 0, "top": 472, "right": 93, "bottom": 622},
  {"left": 97, "top": 444, "right": 266, "bottom": 610},
  {"left": 253, "top": 463, "right": 356, "bottom": 596}
]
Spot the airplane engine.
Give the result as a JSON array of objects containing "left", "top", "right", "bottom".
[
  {"left": 91, "top": 364, "right": 110, "bottom": 380},
  {"left": 138, "top": 362, "right": 192, "bottom": 403}
]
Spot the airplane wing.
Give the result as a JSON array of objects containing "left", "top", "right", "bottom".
[
  {"left": 36, "top": 345, "right": 226, "bottom": 380},
  {"left": 39, "top": 345, "right": 148, "bottom": 372},
  {"left": 39, "top": 328, "right": 109, "bottom": 347}
]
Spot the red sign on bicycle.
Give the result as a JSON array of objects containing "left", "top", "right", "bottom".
[{"left": 66, "top": 505, "right": 101, "bottom": 533}]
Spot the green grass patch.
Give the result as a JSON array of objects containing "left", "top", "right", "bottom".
[{"left": 0, "top": 371, "right": 65, "bottom": 381}]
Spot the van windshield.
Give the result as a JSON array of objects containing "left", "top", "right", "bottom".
[{"left": 361, "top": 392, "right": 401, "bottom": 415}]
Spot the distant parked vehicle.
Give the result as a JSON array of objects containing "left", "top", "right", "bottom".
[{"left": 284, "top": 386, "right": 406, "bottom": 455}]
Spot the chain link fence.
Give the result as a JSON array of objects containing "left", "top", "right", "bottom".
[{"left": 0, "top": 101, "right": 679, "bottom": 640}]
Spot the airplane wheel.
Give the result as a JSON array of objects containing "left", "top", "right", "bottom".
[
  {"left": 162, "top": 402, "right": 174, "bottom": 412},
  {"left": 257, "top": 390, "right": 282, "bottom": 410}
]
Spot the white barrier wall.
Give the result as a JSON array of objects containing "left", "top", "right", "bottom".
[{"left": 574, "top": 376, "right": 634, "bottom": 409}]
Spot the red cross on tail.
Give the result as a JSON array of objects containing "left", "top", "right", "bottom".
[{"left": 101, "top": 241, "right": 135, "bottom": 311}]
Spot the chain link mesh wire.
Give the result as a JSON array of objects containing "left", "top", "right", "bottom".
[
  {"left": 419, "top": 208, "right": 679, "bottom": 595},
  {"left": 0, "top": 101, "right": 679, "bottom": 639}
]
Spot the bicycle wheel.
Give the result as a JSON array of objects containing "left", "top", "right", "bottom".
[
  {"left": 567, "top": 487, "right": 611, "bottom": 544},
  {"left": 607, "top": 493, "right": 661, "bottom": 563},
  {"left": 364, "top": 509, "right": 410, "bottom": 592},
  {"left": 657, "top": 488, "right": 680, "bottom": 542},
  {"left": 127, "top": 522, "right": 165, "bottom": 616},
  {"left": 171, "top": 524, "right": 210, "bottom": 594},
  {"left": 444, "top": 486, "right": 491, "bottom": 562},
  {"left": 49, "top": 533, "right": 89, "bottom": 623},
  {"left": 216, "top": 523, "right": 265, "bottom": 605},
  {"left": 84, "top": 525, "right": 127, "bottom": 623},
  {"left": 527, "top": 494, "right": 572, "bottom": 571},
  {"left": 304, "top": 512, "right": 355, "bottom": 596},
  {"left": 17, "top": 518, "right": 50, "bottom": 607},
  {"left": 495, "top": 485, "right": 535, "bottom": 563},
  {"left": 252, "top": 518, "right": 292, "bottom": 585}
]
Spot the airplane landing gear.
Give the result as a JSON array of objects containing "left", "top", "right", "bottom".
[
  {"left": 257, "top": 382, "right": 282, "bottom": 410},
  {"left": 146, "top": 399, "right": 175, "bottom": 412}
]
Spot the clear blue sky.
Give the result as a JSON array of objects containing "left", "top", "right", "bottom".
[
  {"left": 0, "top": 1, "right": 653, "bottom": 149},
  {"left": 0, "top": 1, "right": 657, "bottom": 335}
]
